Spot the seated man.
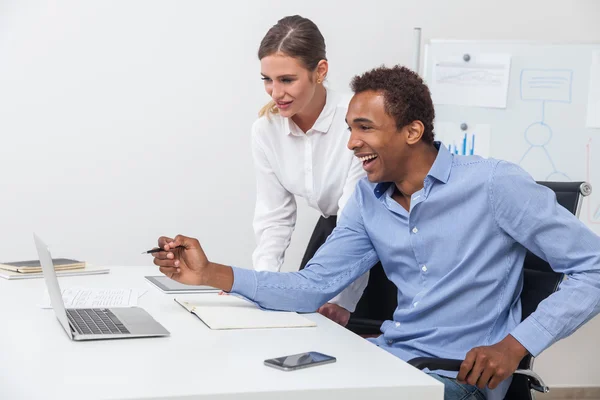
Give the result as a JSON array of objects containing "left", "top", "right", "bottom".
[{"left": 153, "top": 65, "right": 600, "bottom": 400}]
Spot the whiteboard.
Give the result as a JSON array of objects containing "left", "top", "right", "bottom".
[{"left": 423, "top": 40, "right": 600, "bottom": 236}]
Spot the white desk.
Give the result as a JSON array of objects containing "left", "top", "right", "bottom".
[{"left": 0, "top": 266, "right": 443, "bottom": 400}]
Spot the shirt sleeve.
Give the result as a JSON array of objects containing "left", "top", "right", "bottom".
[
  {"left": 251, "top": 126, "right": 297, "bottom": 272},
  {"left": 490, "top": 161, "right": 600, "bottom": 356},
  {"left": 231, "top": 182, "right": 380, "bottom": 312}
]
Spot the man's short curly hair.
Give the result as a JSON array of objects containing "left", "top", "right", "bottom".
[{"left": 350, "top": 65, "right": 435, "bottom": 144}]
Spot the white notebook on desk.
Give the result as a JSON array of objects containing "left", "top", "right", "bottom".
[{"left": 175, "top": 294, "right": 317, "bottom": 330}]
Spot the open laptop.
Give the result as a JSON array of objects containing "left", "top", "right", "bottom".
[{"left": 34, "top": 234, "right": 170, "bottom": 340}]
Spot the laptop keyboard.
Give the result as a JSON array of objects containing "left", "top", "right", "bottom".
[{"left": 66, "top": 308, "right": 130, "bottom": 335}]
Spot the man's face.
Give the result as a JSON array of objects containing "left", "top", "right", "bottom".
[{"left": 346, "top": 90, "right": 408, "bottom": 183}]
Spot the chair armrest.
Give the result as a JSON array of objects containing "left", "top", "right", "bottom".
[
  {"left": 408, "top": 358, "right": 550, "bottom": 394},
  {"left": 345, "top": 317, "right": 384, "bottom": 335},
  {"left": 408, "top": 357, "right": 462, "bottom": 371},
  {"left": 347, "top": 317, "right": 384, "bottom": 328},
  {"left": 514, "top": 369, "right": 549, "bottom": 393}
]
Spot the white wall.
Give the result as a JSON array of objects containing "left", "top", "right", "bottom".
[{"left": 1, "top": 0, "right": 599, "bottom": 387}]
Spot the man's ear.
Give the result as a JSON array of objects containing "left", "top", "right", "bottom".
[{"left": 405, "top": 120, "right": 425, "bottom": 144}]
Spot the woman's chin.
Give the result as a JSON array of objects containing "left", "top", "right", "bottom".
[{"left": 278, "top": 108, "right": 295, "bottom": 118}]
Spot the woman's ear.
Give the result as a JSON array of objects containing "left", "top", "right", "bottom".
[{"left": 316, "top": 59, "right": 329, "bottom": 83}]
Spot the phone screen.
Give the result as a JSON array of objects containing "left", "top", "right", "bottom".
[{"left": 264, "top": 351, "right": 336, "bottom": 370}]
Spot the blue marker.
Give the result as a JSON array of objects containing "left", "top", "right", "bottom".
[
  {"left": 470, "top": 134, "right": 475, "bottom": 155},
  {"left": 462, "top": 133, "right": 467, "bottom": 155}
]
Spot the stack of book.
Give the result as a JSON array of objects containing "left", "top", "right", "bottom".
[{"left": 0, "top": 258, "right": 108, "bottom": 280}]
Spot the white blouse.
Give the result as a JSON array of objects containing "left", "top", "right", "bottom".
[{"left": 251, "top": 88, "right": 368, "bottom": 312}]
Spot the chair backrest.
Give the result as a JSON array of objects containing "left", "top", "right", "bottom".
[{"left": 347, "top": 261, "right": 397, "bottom": 334}]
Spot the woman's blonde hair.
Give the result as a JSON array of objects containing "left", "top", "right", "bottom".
[
  {"left": 257, "top": 15, "right": 327, "bottom": 118},
  {"left": 258, "top": 100, "right": 279, "bottom": 118}
]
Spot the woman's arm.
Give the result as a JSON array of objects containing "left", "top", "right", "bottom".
[{"left": 251, "top": 128, "right": 297, "bottom": 272}]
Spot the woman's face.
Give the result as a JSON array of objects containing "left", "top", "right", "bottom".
[{"left": 260, "top": 53, "right": 318, "bottom": 118}]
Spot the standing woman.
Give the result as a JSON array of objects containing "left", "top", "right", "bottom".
[{"left": 252, "top": 15, "right": 368, "bottom": 326}]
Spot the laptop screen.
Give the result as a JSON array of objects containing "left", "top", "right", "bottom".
[{"left": 34, "top": 234, "right": 73, "bottom": 339}]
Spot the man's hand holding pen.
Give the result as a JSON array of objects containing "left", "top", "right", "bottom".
[
  {"left": 151, "top": 235, "right": 209, "bottom": 286},
  {"left": 150, "top": 235, "right": 234, "bottom": 292}
]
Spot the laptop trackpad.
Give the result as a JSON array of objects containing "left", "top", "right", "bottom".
[{"left": 110, "top": 307, "right": 169, "bottom": 335}]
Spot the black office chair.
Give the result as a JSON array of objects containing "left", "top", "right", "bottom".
[
  {"left": 406, "top": 181, "right": 592, "bottom": 400},
  {"left": 346, "top": 261, "right": 398, "bottom": 335}
]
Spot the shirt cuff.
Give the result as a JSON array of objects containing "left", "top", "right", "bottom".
[
  {"left": 230, "top": 266, "right": 258, "bottom": 300},
  {"left": 510, "top": 316, "right": 555, "bottom": 357}
]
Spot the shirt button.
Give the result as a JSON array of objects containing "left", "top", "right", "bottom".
[
  {"left": 412, "top": 227, "right": 418, "bottom": 234},
  {"left": 421, "top": 265, "right": 427, "bottom": 272},
  {"left": 395, "top": 322, "right": 401, "bottom": 327}
]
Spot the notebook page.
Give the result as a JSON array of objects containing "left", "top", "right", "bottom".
[{"left": 175, "top": 294, "right": 316, "bottom": 330}]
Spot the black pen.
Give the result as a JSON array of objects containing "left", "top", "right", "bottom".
[{"left": 142, "top": 246, "right": 182, "bottom": 254}]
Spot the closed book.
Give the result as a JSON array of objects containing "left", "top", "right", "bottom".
[
  {"left": 0, "top": 258, "right": 85, "bottom": 274},
  {"left": 0, "top": 266, "right": 109, "bottom": 280}
]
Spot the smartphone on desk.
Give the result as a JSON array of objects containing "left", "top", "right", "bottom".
[{"left": 264, "top": 351, "right": 336, "bottom": 371}]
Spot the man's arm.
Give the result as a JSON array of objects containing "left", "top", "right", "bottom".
[
  {"left": 153, "top": 182, "right": 380, "bottom": 313},
  {"left": 458, "top": 161, "right": 600, "bottom": 390},
  {"left": 491, "top": 161, "right": 600, "bottom": 356}
]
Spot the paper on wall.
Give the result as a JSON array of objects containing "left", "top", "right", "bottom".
[{"left": 430, "top": 53, "right": 511, "bottom": 108}]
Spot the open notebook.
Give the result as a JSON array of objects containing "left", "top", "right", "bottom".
[{"left": 175, "top": 294, "right": 317, "bottom": 330}]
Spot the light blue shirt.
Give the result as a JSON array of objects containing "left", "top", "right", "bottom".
[{"left": 232, "top": 143, "right": 600, "bottom": 399}]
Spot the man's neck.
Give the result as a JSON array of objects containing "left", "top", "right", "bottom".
[
  {"left": 392, "top": 144, "right": 438, "bottom": 210},
  {"left": 291, "top": 85, "right": 327, "bottom": 133}
]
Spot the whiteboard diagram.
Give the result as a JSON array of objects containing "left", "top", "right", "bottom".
[{"left": 518, "top": 69, "right": 573, "bottom": 180}]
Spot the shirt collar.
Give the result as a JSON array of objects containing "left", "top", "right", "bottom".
[
  {"left": 374, "top": 182, "right": 393, "bottom": 199},
  {"left": 427, "top": 141, "right": 452, "bottom": 184},
  {"left": 284, "top": 88, "right": 338, "bottom": 136},
  {"left": 373, "top": 141, "right": 453, "bottom": 198}
]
